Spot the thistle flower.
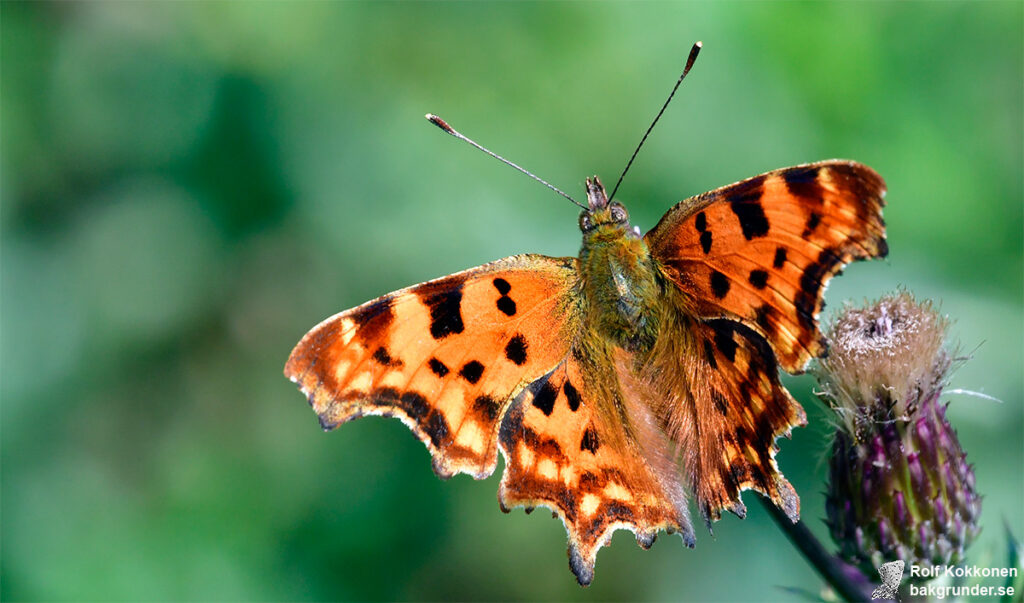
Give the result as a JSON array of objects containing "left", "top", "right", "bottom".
[{"left": 816, "top": 293, "right": 981, "bottom": 578}]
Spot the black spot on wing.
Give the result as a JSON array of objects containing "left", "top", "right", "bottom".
[
  {"left": 734, "top": 425, "right": 750, "bottom": 447},
  {"left": 579, "top": 472, "right": 599, "bottom": 489},
  {"left": 398, "top": 390, "right": 429, "bottom": 420},
  {"left": 372, "top": 346, "right": 402, "bottom": 367},
  {"left": 750, "top": 423, "right": 776, "bottom": 490},
  {"left": 532, "top": 378, "right": 558, "bottom": 416},
  {"left": 754, "top": 305, "right": 773, "bottom": 333},
  {"left": 695, "top": 211, "right": 707, "bottom": 232},
  {"left": 492, "top": 277, "right": 518, "bottom": 316},
  {"left": 367, "top": 385, "right": 398, "bottom": 407},
  {"left": 773, "top": 247, "right": 787, "bottom": 269},
  {"left": 492, "top": 277, "right": 511, "bottom": 295},
  {"left": 728, "top": 175, "right": 770, "bottom": 239},
  {"left": 795, "top": 249, "right": 838, "bottom": 329},
  {"left": 754, "top": 402, "right": 778, "bottom": 445},
  {"left": 423, "top": 411, "right": 451, "bottom": 447},
  {"left": 782, "top": 165, "right": 823, "bottom": 200},
  {"left": 459, "top": 360, "right": 485, "bottom": 384},
  {"left": 352, "top": 296, "right": 395, "bottom": 344},
  {"left": 497, "top": 398, "right": 523, "bottom": 449},
  {"left": 563, "top": 381, "right": 581, "bottom": 411},
  {"left": 728, "top": 174, "right": 765, "bottom": 204},
  {"left": 748, "top": 463, "right": 771, "bottom": 492},
  {"left": 710, "top": 270, "right": 730, "bottom": 299},
  {"left": 782, "top": 165, "right": 818, "bottom": 184},
  {"left": 728, "top": 460, "right": 750, "bottom": 483},
  {"left": 496, "top": 296, "right": 517, "bottom": 316},
  {"left": 605, "top": 501, "right": 634, "bottom": 522},
  {"left": 580, "top": 425, "right": 600, "bottom": 453},
  {"left": 703, "top": 339, "right": 718, "bottom": 369},
  {"left": 700, "top": 230, "right": 712, "bottom": 254},
  {"left": 802, "top": 212, "right": 822, "bottom": 237},
  {"left": 730, "top": 201, "right": 770, "bottom": 240},
  {"left": 718, "top": 469, "right": 740, "bottom": 501},
  {"left": 732, "top": 321, "right": 778, "bottom": 376},
  {"left": 473, "top": 395, "right": 500, "bottom": 421},
  {"left": 708, "top": 320, "right": 738, "bottom": 362},
  {"left": 745, "top": 321, "right": 774, "bottom": 374},
  {"left": 419, "top": 277, "right": 465, "bottom": 339},
  {"left": 712, "top": 390, "right": 728, "bottom": 416},
  {"left": 428, "top": 357, "right": 449, "bottom": 377},
  {"left": 748, "top": 270, "right": 768, "bottom": 289},
  {"left": 504, "top": 335, "right": 528, "bottom": 366}
]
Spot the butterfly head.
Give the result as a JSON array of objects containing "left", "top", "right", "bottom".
[{"left": 580, "top": 176, "right": 639, "bottom": 239}]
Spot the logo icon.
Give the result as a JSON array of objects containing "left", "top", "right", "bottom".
[{"left": 871, "top": 560, "right": 905, "bottom": 600}]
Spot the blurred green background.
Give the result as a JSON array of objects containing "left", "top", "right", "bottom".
[{"left": 3, "top": 2, "right": 1021, "bottom": 601}]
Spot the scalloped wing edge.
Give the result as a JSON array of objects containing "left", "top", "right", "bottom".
[{"left": 495, "top": 451, "right": 696, "bottom": 587}]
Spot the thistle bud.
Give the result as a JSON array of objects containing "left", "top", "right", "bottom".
[{"left": 817, "top": 293, "right": 981, "bottom": 577}]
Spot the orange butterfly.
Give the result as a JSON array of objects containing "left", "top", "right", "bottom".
[{"left": 285, "top": 47, "right": 887, "bottom": 585}]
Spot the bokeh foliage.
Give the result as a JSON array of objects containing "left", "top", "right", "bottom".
[{"left": 2, "top": 2, "right": 1021, "bottom": 601}]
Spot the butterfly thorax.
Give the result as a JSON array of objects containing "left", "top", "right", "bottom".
[{"left": 578, "top": 177, "right": 662, "bottom": 349}]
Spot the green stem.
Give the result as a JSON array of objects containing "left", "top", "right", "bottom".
[{"left": 759, "top": 497, "right": 875, "bottom": 602}]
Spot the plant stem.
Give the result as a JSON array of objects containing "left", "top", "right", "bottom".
[{"left": 759, "top": 497, "right": 876, "bottom": 602}]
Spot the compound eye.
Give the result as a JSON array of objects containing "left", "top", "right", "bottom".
[
  {"left": 609, "top": 202, "right": 628, "bottom": 224},
  {"left": 579, "top": 213, "right": 594, "bottom": 232}
]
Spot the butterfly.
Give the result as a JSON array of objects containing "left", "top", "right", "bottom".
[{"left": 284, "top": 49, "right": 887, "bottom": 585}]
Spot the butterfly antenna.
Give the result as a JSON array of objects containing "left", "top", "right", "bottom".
[
  {"left": 608, "top": 41, "right": 703, "bottom": 202},
  {"left": 426, "top": 114, "right": 587, "bottom": 210}
]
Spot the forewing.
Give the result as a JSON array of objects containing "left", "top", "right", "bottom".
[
  {"left": 646, "top": 161, "right": 887, "bottom": 372},
  {"left": 285, "top": 254, "right": 580, "bottom": 480}
]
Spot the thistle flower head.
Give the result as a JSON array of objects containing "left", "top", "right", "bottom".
[
  {"left": 817, "top": 293, "right": 980, "bottom": 577},
  {"left": 818, "top": 292, "right": 951, "bottom": 436}
]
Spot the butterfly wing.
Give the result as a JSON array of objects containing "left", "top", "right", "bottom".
[
  {"left": 285, "top": 254, "right": 581, "bottom": 480},
  {"left": 683, "top": 318, "right": 807, "bottom": 522},
  {"left": 645, "top": 161, "right": 887, "bottom": 373},
  {"left": 498, "top": 346, "right": 693, "bottom": 585},
  {"left": 642, "top": 161, "right": 885, "bottom": 522},
  {"left": 288, "top": 255, "right": 692, "bottom": 585}
]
